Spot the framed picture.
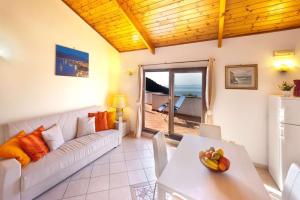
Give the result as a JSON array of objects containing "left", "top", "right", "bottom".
[
  {"left": 225, "top": 64, "right": 258, "bottom": 90},
  {"left": 55, "top": 44, "right": 89, "bottom": 77}
]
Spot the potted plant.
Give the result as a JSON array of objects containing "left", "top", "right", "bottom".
[{"left": 278, "top": 81, "right": 294, "bottom": 97}]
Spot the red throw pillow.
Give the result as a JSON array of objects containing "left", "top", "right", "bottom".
[
  {"left": 88, "top": 112, "right": 108, "bottom": 132},
  {"left": 19, "top": 126, "right": 50, "bottom": 161}
]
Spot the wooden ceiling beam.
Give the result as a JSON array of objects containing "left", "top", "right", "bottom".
[
  {"left": 218, "top": 0, "right": 226, "bottom": 48},
  {"left": 113, "top": 0, "right": 155, "bottom": 54}
]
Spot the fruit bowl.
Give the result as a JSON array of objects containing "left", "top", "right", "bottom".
[{"left": 199, "top": 147, "right": 230, "bottom": 173}]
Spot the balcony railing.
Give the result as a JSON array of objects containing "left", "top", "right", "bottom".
[{"left": 145, "top": 92, "right": 202, "bottom": 117}]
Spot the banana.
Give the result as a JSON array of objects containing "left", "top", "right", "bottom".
[{"left": 202, "top": 157, "right": 219, "bottom": 170}]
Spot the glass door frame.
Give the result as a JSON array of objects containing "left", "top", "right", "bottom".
[
  {"left": 142, "top": 67, "right": 207, "bottom": 140},
  {"left": 142, "top": 68, "right": 170, "bottom": 134}
]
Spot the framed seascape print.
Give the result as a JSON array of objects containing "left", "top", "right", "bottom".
[
  {"left": 55, "top": 44, "right": 89, "bottom": 77},
  {"left": 225, "top": 64, "right": 258, "bottom": 90}
]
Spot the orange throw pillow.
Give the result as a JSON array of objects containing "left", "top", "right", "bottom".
[
  {"left": 19, "top": 126, "right": 50, "bottom": 161},
  {"left": 0, "top": 131, "right": 31, "bottom": 167},
  {"left": 88, "top": 112, "right": 108, "bottom": 132},
  {"left": 107, "top": 111, "right": 116, "bottom": 129}
]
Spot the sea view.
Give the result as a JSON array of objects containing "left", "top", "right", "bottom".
[
  {"left": 174, "top": 84, "right": 202, "bottom": 97},
  {"left": 145, "top": 71, "right": 202, "bottom": 98}
]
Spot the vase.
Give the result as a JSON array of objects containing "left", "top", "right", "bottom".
[
  {"left": 294, "top": 80, "right": 300, "bottom": 97},
  {"left": 283, "top": 90, "right": 292, "bottom": 97}
]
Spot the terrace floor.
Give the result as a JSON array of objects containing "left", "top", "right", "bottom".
[{"left": 144, "top": 104, "right": 201, "bottom": 135}]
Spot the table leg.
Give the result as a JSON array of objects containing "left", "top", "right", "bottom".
[{"left": 157, "top": 184, "right": 166, "bottom": 200}]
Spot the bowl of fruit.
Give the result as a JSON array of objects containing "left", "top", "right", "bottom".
[{"left": 199, "top": 147, "right": 230, "bottom": 172}]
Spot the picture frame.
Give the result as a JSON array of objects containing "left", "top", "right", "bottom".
[
  {"left": 55, "top": 44, "right": 89, "bottom": 78},
  {"left": 225, "top": 64, "right": 258, "bottom": 90}
]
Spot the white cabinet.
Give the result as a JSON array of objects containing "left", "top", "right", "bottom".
[
  {"left": 268, "top": 95, "right": 300, "bottom": 190},
  {"left": 268, "top": 96, "right": 282, "bottom": 190},
  {"left": 281, "top": 99, "right": 300, "bottom": 125},
  {"left": 115, "top": 120, "right": 130, "bottom": 137}
]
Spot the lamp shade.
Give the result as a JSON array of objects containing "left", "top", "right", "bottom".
[
  {"left": 273, "top": 50, "right": 297, "bottom": 72},
  {"left": 112, "top": 95, "right": 126, "bottom": 108}
]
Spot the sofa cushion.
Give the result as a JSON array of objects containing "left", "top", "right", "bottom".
[
  {"left": 88, "top": 112, "right": 108, "bottom": 132},
  {"left": 107, "top": 111, "right": 116, "bottom": 129},
  {"left": 21, "top": 129, "right": 119, "bottom": 191},
  {"left": 19, "top": 126, "right": 49, "bottom": 162},
  {"left": 42, "top": 124, "right": 65, "bottom": 151},
  {"left": 0, "top": 131, "right": 31, "bottom": 167},
  {"left": 76, "top": 117, "right": 96, "bottom": 138}
]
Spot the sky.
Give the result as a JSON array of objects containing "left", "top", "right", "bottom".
[
  {"left": 56, "top": 45, "right": 89, "bottom": 61},
  {"left": 145, "top": 72, "right": 202, "bottom": 87}
]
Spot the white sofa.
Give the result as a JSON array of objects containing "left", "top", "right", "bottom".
[{"left": 0, "top": 106, "right": 121, "bottom": 200}]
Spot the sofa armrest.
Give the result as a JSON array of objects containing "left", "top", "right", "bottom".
[{"left": 0, "top": 159, "right": 21, "bottom": 200}]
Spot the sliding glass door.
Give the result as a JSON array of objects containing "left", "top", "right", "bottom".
[
  {"left": 143, "top": 71, "right": 170, "bottom": 134},
  {"left": 143, "top": 68, "right": 206, "bottom": 139},
  {"left": 170, "top": 70, "right": 206, "bottom": 138}
]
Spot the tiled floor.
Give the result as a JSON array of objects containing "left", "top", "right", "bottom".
[
  {"left": 35, "top": 135, "right": 279, "bottom": 200},
  {"left": 35, "top": 136, "right": 168, "bottom": 200}
]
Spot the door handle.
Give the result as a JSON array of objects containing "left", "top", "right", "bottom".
[
  {"left": 279, "top": 126, "right": 285, "bottom": 140},
  {"left": 280, "top": 135, "right": 285, "bottom": 140}
]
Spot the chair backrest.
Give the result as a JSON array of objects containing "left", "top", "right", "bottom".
[
  {"left": 282, "top": 163, "right": 300, "bottom": 200},
  {"left": 152, "top": 132, "right": 168, "bottom": 178},
  {"left": 199, "top": 123, "right": 222, "bottom": 140},
  {"left": 174, "top": 96, "right": 186, "bottom": 111}
]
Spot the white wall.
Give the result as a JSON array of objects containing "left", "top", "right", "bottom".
[
  {"left": 0, "top": 0, "right": 121, "bottom": 143},
  {"left": 120, "top": 29, "right": 300, "bottom": 165}
]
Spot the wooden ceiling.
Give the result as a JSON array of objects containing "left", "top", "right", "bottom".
[{"left": 63, "top": 0, "right": 300, "bottom": 53}]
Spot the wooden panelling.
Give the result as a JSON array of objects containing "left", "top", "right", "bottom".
[
  {"left": 62, "top": 0, "right": 300, "bottom": 52},
  {"left": 223, "top": 0, "right": 300, "bottom": 39},
  {"left": 113, "top": 0, "right": 155, "bottom": 53}
]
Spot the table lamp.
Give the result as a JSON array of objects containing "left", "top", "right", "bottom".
[{"left": 112, "top": 94, "right": 126, "bottom": 121}]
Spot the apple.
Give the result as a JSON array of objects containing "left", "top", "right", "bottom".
[
  {"left": 219, "top": 156, "right": 230, "bottom": 170},
  {"left": 218, "top": 162, "right": 227, "bottom": 171}
]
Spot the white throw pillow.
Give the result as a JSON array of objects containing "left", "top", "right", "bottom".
[
  {"left": 42, "top": 124, "right": 65, "bottom": 151},
  {"left": 77, "top": 116, "right": 96, "bottom": 137}
]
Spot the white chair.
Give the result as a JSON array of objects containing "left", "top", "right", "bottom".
[
  {"left": 152, "top": 132, "right": 168, "bottom": 199},
  {"left": 153, "top": 132, "right": 168, "bottom": 180},
  {"left": 282, "top": 163, "right": 300, "bottom": 200},
  {"left": 199, "top": 123, "right": 222, "bottom": 140},
  {"left": 152, "top": 133, "right": 186, "bottom": 200}
]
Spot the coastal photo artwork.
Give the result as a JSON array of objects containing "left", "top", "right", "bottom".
[
  {"left": 55, "top": 44, "right": 89, "bottom": 77},
  {"left": 225, "top": 64, "right": 258, "bottom": 89}
]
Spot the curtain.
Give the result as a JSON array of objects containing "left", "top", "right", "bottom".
[
  {"left": 205, "top": 58, "right": 215, "bottom": 124},
  {"left": 135, "top": 65, "right": 143, "bottom": 138}
]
